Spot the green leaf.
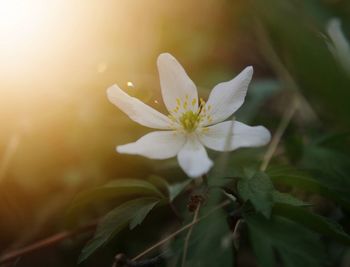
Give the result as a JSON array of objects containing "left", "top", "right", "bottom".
[
  {"left": 129, "top": 201, "right": 159, "bottom": 230},
  {"left": 273, "top": 203, "right": 350, "bottom": 245},
  {"left": 248, "top": 219, "right": 276, "bottom": 267},
  {"left": 168, "top": 180, "right": 191, "bottom": 202},
  {"left": 273, "top": 191, "right": 308, "bottom": 206},
  {"left": 147, "top": 175, "right": 190, "bottom": 202},
  {"left": 267, "top": 166, "right": 350, "bottom": 210},
  {"left": 301, "top": 144, "right": 350, "bottom": 180},
  {"left": 66, "top": 178, "right": 165, "bottom": 225},
  {"left": 87, "top": 178, "right": 165, "bottom": 199},
  {"left": 237, "top": 171, "right": 274, "bottom": 218},
  {"left": 314, "top": 131, "right": 350, "bottom": 152},
  {"left": 245, "top": 212, "right": 328, "bottom": 267},
  {"left": 78, "top": 197, "right": 159, "bottom": 263},
  {"left": 147, "top": 175, "right": 170, "bottom": 197},
  {"left": 300, "top": 144, "right": 350, "bottom": 196}
]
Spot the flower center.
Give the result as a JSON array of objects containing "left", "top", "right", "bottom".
[
  {"left": 179, "top": 110, "right": 200, "bottom": 132},
  {"left": 168, "top": 95, "right": 213, "bottom": 133}
]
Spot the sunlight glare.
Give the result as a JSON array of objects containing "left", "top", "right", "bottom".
[{"left": 0, "top": 0, "right": 60, "bottom": 75}]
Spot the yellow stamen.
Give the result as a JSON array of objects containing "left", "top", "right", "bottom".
[
  {"left": 179, "top": 110, "right": 200, "bottom": 132},
  {"left": 170, "top": 96, "right": 211, "bottom": 132}
]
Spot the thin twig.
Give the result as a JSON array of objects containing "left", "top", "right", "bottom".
[
  {"left": 131, "top": 200, "right": 230, "bottom": 262},
  {"left": 181, "top": 204, "right": 201, "bottom": 267},
  {"left": 260, "top": 97, "right": 299, "bottom": 172},
  {"left": 0, "top": 222, "right": 97, "bottom": 265}
]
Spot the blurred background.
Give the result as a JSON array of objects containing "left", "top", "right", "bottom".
[{"left": 0, "top": 0, "right": 350, "bottom": 266}]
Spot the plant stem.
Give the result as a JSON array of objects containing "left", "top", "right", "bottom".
[{"left": 181, "top": 204, "right": 201, "bottom": 267}]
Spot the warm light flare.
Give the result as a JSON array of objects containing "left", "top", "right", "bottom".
[
  {"left": 0, "top": 0, "right": 52, "bottom": 61},
  {"left": 0, "top": 0, "right": 46, "bottom": 40}
]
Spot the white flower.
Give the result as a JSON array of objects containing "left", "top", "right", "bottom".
[{"left": 107, "top": 53, "right": 271, "bottom": 178}]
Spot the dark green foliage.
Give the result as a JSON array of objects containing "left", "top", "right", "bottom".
[
  {"left": 268, "top": 166, "right": 350, "bottom": 210},
  {"left": 272, "top": 191, "right": 308, "bottom": 207},
  {"left": 74, "top": 176, "right": 194, "bottom": 263},
  {"left": 238, "top": 171, "right": 274, "bottom": 218},
  {"left": 273, "top": 203, "right": 350, "bottom": 246},
  {"left": 70, "top": 178, "right": 172, "bottom": 262},
  {"left": 301, "top": 144, "right": 350, "bottom": 193},
  {"left": 79, "top": 197, "right": 160, "bottom": 263},
  {"left": 245, "top": 213, "right": 328, "bottom": 267},
  {"left": 66, "top": 178, "right": 167, "bottom": 227}
]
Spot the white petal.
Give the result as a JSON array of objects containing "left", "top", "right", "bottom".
[
  {"left": 203, "top": 66, "right": 253, "bottom": 125},
  {"left": 157, "top": 53, "right": 198, "bottom": 113},
  {"left": 177, "top": 136, "right": 213, "bottom": 178},
  {"left": 199, "top": 121, "right": 271, "bottom": 152},
  {"left": 117, "top": 131, "right": 186, "bottom": 159},
  {"left": 107, "top": 85, "right": 172, "bottom": 129}
]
